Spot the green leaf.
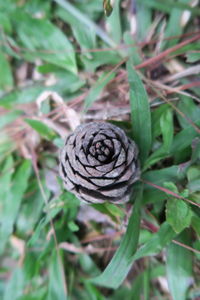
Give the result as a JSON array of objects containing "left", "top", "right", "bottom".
[
  {"left": 84, "top": 71, "right": 115, "bottom": 111},
  {"left": 90, "top": 185, "right": 143, "bottom": 288},
  {"left": 144, "top": 166, "right": 186, "bottom": 188},
  {"left": 0, "top": 85, "right": 46, "bottom": 108},
  {"left": 82, "top": 281, "right": 106, "bottom": 300},
  {"left": 0, "top": 11, "right": 12, "bottom": 33},
  {"left": 47, "top": 250, "right": 67, "bottom": 300},
  {"left": 165, "top": 183, "right": 193, "bottom": 233},
  {"left": 186, "top": 52, "right": 200, "bottom": 63},
  {"left": 25, "top": 119, "right": 57, "bottom": 141},
  {"left": 160, "top": 108, "right": 173, "bottom": 151},
  {"left": 92, "top": 202, "right": 124, "bottom": 223},
  {"left": 54, "top": 0, "right": 116, "bottom": 48},
  {"left": 136, "top": 4, "right": 152, "bottom": 41},
  {"left": 188, "top": 164, "right": 200, "bottom": 182},
  {"left": 133, "top": 222, "right": 176, "bottom": 260},
  {"left": 127, "top": 60, "right": 152, "bottom": 166},
  {"left": 15, "top": 288, "right": 47, "bottom": 300},
  {"left": 0, "top": 51, "right": 13, "bottom": 91},
  {"left": 0, "top": 110, "right": 22, "bottom": 129},
  {"left": 138, "top": 0, "right": 200, "bottom": 15},
  {"left": 104, "top": 202, "right": 124, "bottom": 219},
  {"left": 151, "top": 104, "right": 168, "bottom": 140},
  {"left": 177, "top": 95, "right": 200, "bottom": 129},
  {"left": 0, "top": 160, "right": 32, "bottom": 253},
  {"left": 170, "top": 120, "right": 200, "bottom": 155},
  {"left": 191, "top": 215, "right": 200, "bottom": 236},
  {"left": 171, "top": 42, "right": 200, "bottom": 57},
  {"left": 97, "top": 224, "right": 174, "bottom": 292},
  {"left": 0, "top": 156, "right": 13, "bottom": 190},
  {"left": 27, "top": 217, "right": 46, "bottom": 247},
  {"left": 81, "top": 51, "right": 121, "bottom": 72},
  {"left": 14, "top": 12, "right": 77, "bottom": 74},
  {"left": 16, "top": 187, "right": 44, "bottom": 235},
  {"left": 160, "top": 0, "right": 188, "bottom": 50},
  {"left": 23, "top": 0, "right": 51, "bottom": 16},
  {"left": 166, "top": 232, "right": 193, "bottom": 300},
  {"left": 0, "top": 132, "right": 15, "bottom": 158},
  {"left": 191, "top": 139, "right": 200, "bottom": 163},
  {"left": 0, "top": 71, "right": 85, "bottom": 108},
  {"left": 3, "top": 268, "right": 24, "bottom": 300},
  {"left": 144, "top": 108, "right": 173, "bottom": 169},
  {"left": 106, "top": 0, "right": 121, "bottom": 43},
  {"left": 187, "top": 166, "right": 200, "bottom": 192},
  {"left": 56, "top": 8, "right": 96, "bottom": 57},
  {"left": 68, "top": 220, "right": 79, "bottom": 232},
  {"left": 124, "top": 32, "right": 141, "bottom": 65}
]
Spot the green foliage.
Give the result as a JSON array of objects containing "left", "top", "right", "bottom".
[
  {"left": 144, "top": 108, "right": 173, "bottom": 169},
  {"left": 47, "top": 251, "right": 67, "bottom": 300},
  {"left": 165, "top": 182, "right": 193, "bottom": 233},
  {"left": 12, "top": 10, "right": 77, "bottom": 73},
  {"left": 84, "top": 72, "right": 115, "bottom": 111},
  {"left": 0, "top": 51, "right": 13, "bottom": 90},
  {"left": 0, "top": 0, "right": 200, "bottom": 299},
  {"left": 3, "top": 268, "right": 24, "bottom": 300},
  {"left": 0, "top": 159, "right": 32, "bottom": 254},
  {"left": 166, "top": 232, "right": 193, "bottom": 300},
  {"left": 127, "top": 61, "right": 152, "bottom": 166},
  {"left": 137, "top": 0, "right": 200, "bottom": 15},
  {"left": 25, "top": 119, "right": 57, "bottom": 141},
  {"left": 166, "top": 198, "right": 192, "bottom": 233},
  {"left": 91, "top": 186, "right": 143, "bottom": 288},
  {"left": 186, "top": 52, "right": 200, "bottom": 63}
]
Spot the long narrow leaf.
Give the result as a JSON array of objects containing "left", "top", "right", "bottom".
[
  {"left": 84, "top": 72, "right": 115, "bottom": 111},
  {"left": 138, "top": 0, "right": 200, "bottom": 16},
  {"left": 127, "top": 60, "right": 152, "bottom": 166},
  {"left": 144, "top": 108, "right": 173, "bottom": 169},
  {"left": 0, "top": 160, "right": 32, "bottom": 253},
  {"left": 166, "top": 232, "right": 193, "bottom": 300},
  {"left": 54, "top": 0, "right": 116, "bottom": 48},
  {"left": 91, "top": 217, "right": 175, "bottom": 289},
  {"left": 47, "top": 250, "right": 67, "bottom": 300},
  {"left": 3, "top": 268, "right": 24, "bottom": 300},
  {"left": 133, "top": 223, "right": 176, "bottom": 260},
  {"left": 90, "top": 185, "right": 143, "bottom": 289}
]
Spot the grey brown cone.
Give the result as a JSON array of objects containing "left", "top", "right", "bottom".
[{"left": 59, "top": 122, "right": 140, "bottom": 204}]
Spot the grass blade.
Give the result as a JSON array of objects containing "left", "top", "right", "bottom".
[
  {"left": 138, "top": 0, "right": 200, "bottom": 16},
  {"left": 133, "top": 223, "right": 176, "bottom": 260},
  {"left": 91, "top": 218, "right": 176, "bottom": 289},
  {"left": 144, "top": 108, "right": 173, "bottom": 170},
  {"left": 90, "top": 185, "right": 143, "bottom": 289},
  {"left": 25, "top": 119, "right": 57, "bottom": 141},
  {"left": 54, "top": 0, "right": 116, "bottom": 48},
  {"left": 127, "top": 60, "right": 152, "bottom": 166},
  {"left": 0, "top": 51, "right": 13, "bottom": 90},
  {"left": 166, "top": 232, "right": 193, "bottom": 300},
  {"left": 47, "top": 250, "right": 67, "bottom": 300},
  {"left": 3, "top": 268, "right": 24, "bottom": 300},
  {"left": 0, "top": 160, "right": 32, "bottom": 253},
  {"left": 84, "top": 72, "right": 115, "bottom": 111},
  {"left": 14, "top": 12, "right": 77, "bottom": 74},
  {"left": 106, "top": 0, "right": 122, "bottom": 44}
]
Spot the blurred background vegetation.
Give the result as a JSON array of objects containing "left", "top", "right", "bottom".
[{"left": 0, "top": 0, "right": 200, "bottom": 299}]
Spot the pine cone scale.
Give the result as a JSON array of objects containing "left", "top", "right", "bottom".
[{"left": 59, "top": 122, "right": 140, "bottom": 204}]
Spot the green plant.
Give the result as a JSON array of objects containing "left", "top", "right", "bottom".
[{"left": 0, "top": 0, "right": 200, "bottom": 299}]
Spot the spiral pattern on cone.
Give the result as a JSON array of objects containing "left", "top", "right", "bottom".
[{"left": 59, "top": 122, "right": 140, "bottom": 204}]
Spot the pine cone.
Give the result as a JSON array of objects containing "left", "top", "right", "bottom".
[{"left": 59, "top": 122, "right": 140, "bottom": 204}]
